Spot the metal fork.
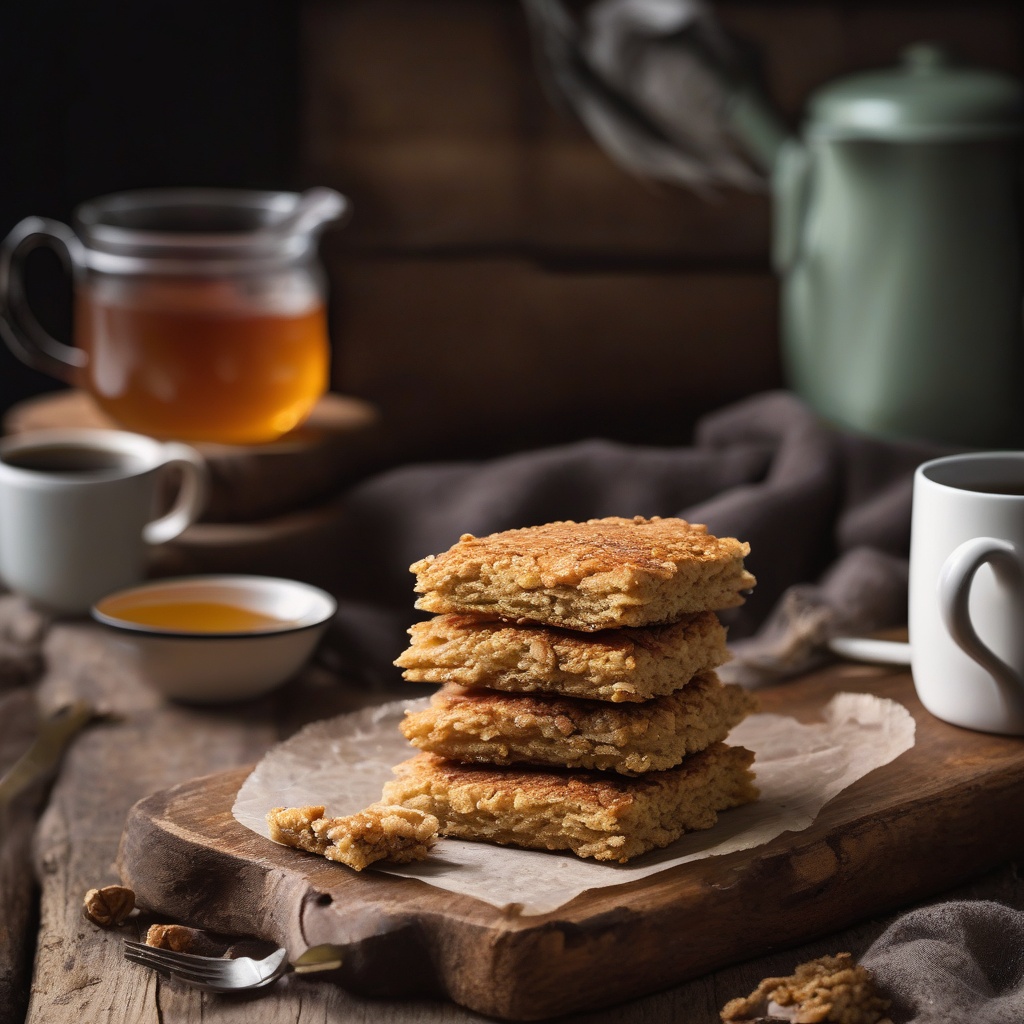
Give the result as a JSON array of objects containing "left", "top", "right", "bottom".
[{"left": 123, "top": 939, "right": 345, "bottom": 992}]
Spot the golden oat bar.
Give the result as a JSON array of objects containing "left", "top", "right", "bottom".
[
  {"left": 410, "top": 516, "right": 755, "bottom": 631},
  {"left": 396, "top": 611, "right": 730, "bottom": 702},
  {"left": 381, "top": 743, "right": 758, "bottom": 864},
  {"left": 399, "top": 674, "right": 758, "bottom": 775}
]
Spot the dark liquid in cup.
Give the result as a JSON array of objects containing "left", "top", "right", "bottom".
[
  {"left": 957, "top": 481, "right": 1024, "bottom": 496},
  {"left": 3, "top": 445, "right": 139, "bottom": 474}
]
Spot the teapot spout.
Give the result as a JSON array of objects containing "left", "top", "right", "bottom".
[
  {"left": 725, "top": 85, "right": 793, "bottom": 174},
  {"left": 278, "top": 187, "right": 350, "bottom": 239},
  {"left": 724, "top": 83, "right": 810, "bottom": 272}
]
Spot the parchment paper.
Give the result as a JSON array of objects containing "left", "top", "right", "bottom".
[{"left": 233, "top": 692, "right": 915, "bottom": 915}]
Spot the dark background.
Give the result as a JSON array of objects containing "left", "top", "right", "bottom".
[
  {"left": 1, "top": 0, "right": 1022, "bottom": 462},
  {"left": 0, "top": 0, "right": 300, "bottom": 414}
]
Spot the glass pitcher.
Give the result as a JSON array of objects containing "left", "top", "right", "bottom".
[{"left": 0, "top": 187, "right": 348, "bottom": 445}]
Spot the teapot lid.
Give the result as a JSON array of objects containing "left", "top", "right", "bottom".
[{"left": 807, "top": 43, "right": 1024, "bottom": 141}]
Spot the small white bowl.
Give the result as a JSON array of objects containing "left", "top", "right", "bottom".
[{"left": 92, "top": 575, "right": 337, "bottom": 703}]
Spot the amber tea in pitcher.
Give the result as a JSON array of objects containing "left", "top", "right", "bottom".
[
  {"left": 76, "top": 275, "right": 329, "bottom": 444},
  {"left": 0, "top": 187, "right": 348, "bottom": 445}
]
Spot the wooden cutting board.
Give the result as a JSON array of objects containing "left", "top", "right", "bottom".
[{"left": 117, "top": 665, "right": 1024, "bottom": 1020}]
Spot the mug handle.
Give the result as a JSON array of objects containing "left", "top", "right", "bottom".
[
  {"left": 938, "top": 536, "right": 1024, "bottom": 695},
  {"left": 143, "top": 444, "right": 209, "bottom": 545},
  {"left": 0, "top": 216, "right": 88, "bottom": 380}
]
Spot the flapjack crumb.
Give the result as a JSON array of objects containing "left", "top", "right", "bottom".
[
  {"left": 720, "top": 952, "right": 892, "bottom": 1024},
  {"left": 267, "top": 802, "right": 439, "bottom": 871},
  {"left": 145, "top": 923, "right": 223, "bottom": 956}
]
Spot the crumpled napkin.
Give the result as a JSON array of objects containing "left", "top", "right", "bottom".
[
  {"left": 864, "top": 900, "right": 1024, "bottom": 1024},
  {"left": 522, "top": 0, "right": 762, "bottom": 190},
  {"left": 0, "top": 595, "right": 47, "bottom": 692}
]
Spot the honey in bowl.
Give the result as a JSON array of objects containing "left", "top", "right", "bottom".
[
  {"left": 75, "top": 278, "right": 329, "bottom": 445},
  {"left": 99, "top": 596, "right": 293, "bottom": 634},
  {"left": 92, "top": 575, "right": 338, "bottom": 702}
]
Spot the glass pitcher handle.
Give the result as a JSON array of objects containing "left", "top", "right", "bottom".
[{"left": 0, "top": 216, "right": 88, "bottom": 380}]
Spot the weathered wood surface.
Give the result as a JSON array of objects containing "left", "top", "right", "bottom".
[
  {"left": 116, "top": 667, "right": 1024, "bottom": 1019},
  {"left": 0, "top": 690, "right": 43, "bottom": 1024},
  {"left": 0, "top": 596, "right": 56, "bottom": 1024},
  {"left": 7, "top": 620, "right": 1024, "bottom": 1023}
]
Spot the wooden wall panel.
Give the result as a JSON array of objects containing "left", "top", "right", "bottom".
[
  {"left": 723, "top": 3, "right": 1024, "bottom": 118},
  {"left": 328, "top": 259, "right": 780, "bottom": 454},
  {"left": 302, "top": 0, "right": 771, "bottom": 262},
  {"left": 312, "top": 139, "right": 771, "bottom": 261},
  {"left": 300, "top": 0, "right": 1024, "bottom": 458}
]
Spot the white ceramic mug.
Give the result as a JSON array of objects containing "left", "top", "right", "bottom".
[
  {"left": 909, "top": 451, "right": 1024, "bottom": 734},
  {"left": 0, "top": 429, "right": 208, "bottom": 614}
]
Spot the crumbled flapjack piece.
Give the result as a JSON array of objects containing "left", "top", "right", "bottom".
[
  {"left": 720, "top": 953, "right": 892, "bottom": 1024},
  {"left": 266, "top": 803, "right": 439, "bottom": 871},
  {"left": 266, "top": 805, "right": 333, "bottom": 854},
  {"left": 145, "top": 923, "right": 223, "bottom": 956}
]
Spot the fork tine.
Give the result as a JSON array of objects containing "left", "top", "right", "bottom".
[
  {"left": 124, "top": 951, "right": 226, "bottom": 990},
  {"left": 123, "top": 938, "right": 221, "bottom": 962},
  {"left": 122, "top": 941, "right": 227, "bottom": 977},
  {"left": 123, "top": 938, "right": 222, "bottom": 960},
  {"left": 124, "top": 949, "right": 162, "bottom": 968},
  {"left": 121, "top": 938, "right": 295, "bottom": 992},
  {"left": 124, "top": 950, "right": 232, "bottom": 989},
  {"left": 124, "top": 950, "right": 172, "bottom": 976},
  {"left": 124, "top": 953, "right": 224, "bottom": 983}
]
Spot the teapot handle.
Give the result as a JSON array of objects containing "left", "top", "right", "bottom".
[
  {"left": 771, "top": 140, "right": 813, "bottom": 273},
  {"left": 0, "top": 217, "right": 88, "bottom": 381}
]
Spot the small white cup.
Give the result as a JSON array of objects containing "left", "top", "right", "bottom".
[
  {"left": 0, "top": 429, "right": 207, "bottom": 615},
  {"left": 909, "top": 451, "right": 1024, "bottom": 734}
]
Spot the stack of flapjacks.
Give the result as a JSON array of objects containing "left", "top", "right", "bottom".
[{"left": 386, "top": 515, "right": 760, "bottom": 864}]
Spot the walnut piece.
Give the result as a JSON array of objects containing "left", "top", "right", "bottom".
[
  {"left": 82, "top": 885, "right": 135, "bottom": 927},
  {"left": 721, "top": 953, "right": 892, "bottom": 1024}
]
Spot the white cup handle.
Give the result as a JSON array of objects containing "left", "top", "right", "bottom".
[
  {"left": 938, "top": 536, "right": 1024, "bottom": 695},
  {"left": 143, "top": 443, "right": 209, "bottom": 545}
]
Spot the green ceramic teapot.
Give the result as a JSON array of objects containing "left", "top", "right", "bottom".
[{"left": 729, "top": 43, "right": 1024, "bottom": 448}]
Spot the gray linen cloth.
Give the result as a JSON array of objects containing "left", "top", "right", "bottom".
[
  {"left": 322, "top": 389, "right": 941, "bottom": 688},
  {"left": 864, "top": 901, "right": 1024, "bottom": 1024},
  {"left": 0, "top": 595, "right": 47, "bottom": 692}
]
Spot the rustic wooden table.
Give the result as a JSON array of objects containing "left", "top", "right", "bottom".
[{"left": 3, "top": 609, "right": 1023, "bottom": 1024}]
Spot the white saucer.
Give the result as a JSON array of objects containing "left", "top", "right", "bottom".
[{"left": 827, "top": 636, "right": 912, "bottom": 666}]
